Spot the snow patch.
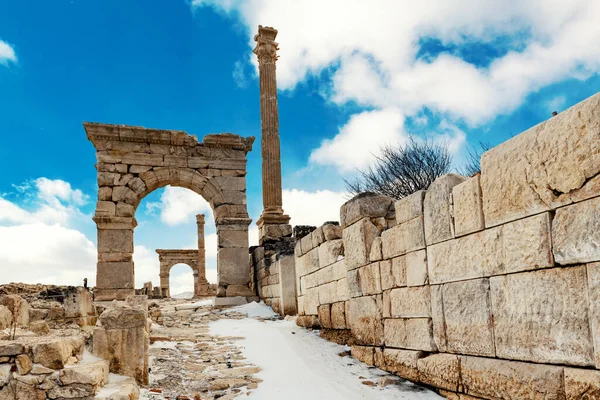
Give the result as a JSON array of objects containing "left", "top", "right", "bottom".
[
  {"left": 209, "top": 317, "right": 441, "bottom": 399},
  {"left": 221, "top": 301, "right": 279, "bottom": 319}
]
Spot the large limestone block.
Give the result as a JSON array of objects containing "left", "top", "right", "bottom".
[
  {"left": 0, "top": 295, "right": 29, "bottom": 327},
  {"left": 490, "top": 266, "right": 594, "bottom": 366},
  {"left": 343, "top": 218, "right": 380, "bottom": 270},
  {"left": 0, "top": 305, "right": 12, "bottom": 330},
  {"left": 317, "top": 304, "right": 332, "bottom": 329},
  {"left": 389, "top": 287, "right": 430, "bottom": 318},
  {"left": 64, "top": 288, "right": 94, "bottom": 319},
  {"left": 296, "top": 248, "right": 319, "bottom": 277},
  {"left": 424, "top": 174, "right": 467, "bottom": 245},
  {"left": 380, "top": 258, "right": 406, "bottom": 291},
  {"left": 428, "top": 213, "right": 552, "bottom": 284},
  {"left": 94, "top": 307, "right": 149, "bottom": 385},
  {"left": 97, "top": 262, "right": 134, "bottom": 289},
  {"left": 428, "top": 228, "right": 501, "bottom": 284},
  {"left": 381, "top": 217, "right": 425, "bottom": 259},
  {"left": 348, "top": 295, "right": 384, "bottom": 346},
  {"left": 33, "top": 337, "right": 84, "bottom": 370},
  {"left": 417, "top": 354, "right": 460, "bottom": 392},
  {"left": 60, "top": 360, "right": 109, "bottom": 388},
  {"left": 351, "top": 346, "right": 374, "bottom": 366},
  {"left": 217, "top": 230, "right": 249, "bottom": 249},
  {"left": 382, "top": 349, "right": 424, "bottom": 382},
  {"left": 330, "top": 302, "right": 346, "bottom": 329},
  {"left": 503, "top": 212, "right": 553, "bottom": 273},
  {"left": 300, "top": 232, "right": 315, "bottom": 255},
  {"left": 357, "top": 263, "right": 381, "bottom": 295},
  {"left": 429, "top": 285, "right": 446, "bottom": 353},
  {"left": 336, "top": 278, "right": 349, "bottom": 301},
  {"left": 318, "top": 281, "right": 337, "bottom": 305},
  {"left": 304, "top": 287, "right": 319, "bottom": 315},
  {"left": 481, "top": 92, "right": 600, "bottom": 227},
  {"left": 452, "top": 175, "right": 485, "bottom": 237},
  {"left": 340, "top": 193, "right": 393, "bottom": 228},
  {"left": 311, "top": 227, "right": 325, "bottom": 248},
  {"left": 323, "top": 224, "right": 342, "bottom": 241},
  {"left": 394, "top": 190, "right": 425, "bottom": 225},
  {"left": 587, "top": 262, "right": 600, "bottom": 367},
  {"left": 460, "top": 356, "right": 565, "bottom": 399},
  {"left": 440, "top": 279, "right": 495, "bottom": 357},
  {"left": 405, "top": 250, "right": 428, "bottom": 286},
  {"left": 217, "top": 247, "right": 251, "bottom": 286},
  {"left": 553, "top": 197, "right": 600, "bottom": 264},
  {"left": 98, "top": 229, "right": 133, "bottom": 253},
  {"left": 318, "top": 239, "right": 344, "bottom": 268},
  {"left": 384, "top": 318, "right": 436, "bottom": 351},
  {"left": 369, "top": 237, "right": 383, "bottom": 262},
  {"left": 564, "top": 368, "right": 600, "bottom": 400}
]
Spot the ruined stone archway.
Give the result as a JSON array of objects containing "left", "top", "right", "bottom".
[
  {"left": 156, "top": 250, "right": 203, "bottom": 298},
  {"left": 85, "top": 122, "right": 255, "bottom": 301}
]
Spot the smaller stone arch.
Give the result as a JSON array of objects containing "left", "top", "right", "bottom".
[{"left": 156, "top": 250, "right": 205, "bottom": 298}]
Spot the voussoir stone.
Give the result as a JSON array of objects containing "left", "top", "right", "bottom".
[{"left": 340, "top": 193, "right": 393, "bottom": 228}]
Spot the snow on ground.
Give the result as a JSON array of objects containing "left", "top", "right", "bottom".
[
  {"left": 210, "top": 303, "right": 441, "bottom": 400},
  {"left": 220, "top": 301, "right": 280, "bottom": 319}
]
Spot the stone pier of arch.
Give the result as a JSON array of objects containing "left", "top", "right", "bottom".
[{"left": 85, "top": 123, "right": 255, "bottom": 301}]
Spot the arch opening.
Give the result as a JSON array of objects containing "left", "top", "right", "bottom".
[{"left": 85, "top": 122, "right": 255, "bottom": 300}]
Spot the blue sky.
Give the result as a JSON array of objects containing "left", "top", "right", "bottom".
[{"left": 0, "top": 0, "right": 599, "bottom": 294}]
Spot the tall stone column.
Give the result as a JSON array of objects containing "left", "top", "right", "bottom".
[
  {"left": 196, "top": 214, "right": 210, "bottom": 295},
  {"left": 254, "top": 25, "right": 292, "bottom": 244}
]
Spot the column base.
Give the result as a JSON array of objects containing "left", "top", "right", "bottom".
[
  {"left": 93, "top": 288, "right": 135, "bottom": 301},
  {"left": 257, "top": 213, "right": 292, "bottom": 244}
]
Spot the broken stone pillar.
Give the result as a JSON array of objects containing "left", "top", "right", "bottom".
[
  {"left": 195, "top": 214, "right": 211, "bottom": 296},
  {"left": 278, "top": 253, "right": 298, "bottom": 316},
  {"left": 253, "top": 25, "right": 292, "bottom": 244},
  {"left": 159, "top": 271, "right": 169, "bottom": 298},
  {"left": 64, "top": 287, "right": 95, "bottom": 326},
  {"left": 94, "top": 216, "right": 136, "bottom": 301},
  {"left": 93, "top": 305, "right": 149, "bottom": 386}
]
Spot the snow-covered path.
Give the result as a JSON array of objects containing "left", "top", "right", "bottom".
[{"left": 210, "top": 303, "right": 441, "bottom": 400}]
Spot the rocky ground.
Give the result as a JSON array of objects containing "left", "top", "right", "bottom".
[{"left": 142, "top": 299, "right": 440, "bottom": 400}]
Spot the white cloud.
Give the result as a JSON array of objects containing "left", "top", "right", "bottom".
[
  {"left": 193, "top": 0, "right": 600, "bottom": 172},
  {"left": 146, "top": 186, "right": 212, "bottom": 226},
  {"left": 309, "top": 108, "right": 408, "bottom": 172},
  {"left": 0, "top": 223, "right": 96, "bottom": 286},
  {"left": 282, "top": 189, "right": 346, "bottom": 226},
  {"left": 0, "top": 178, "right": 96, "bottom": 287},
  {"left": 0, "top": 39, "right": 16, "bottom": 66},
  {"left": 193, "top": 0, "right": 600, "bottom": 123},
  {"left": 0, "top": 178, "right": 89, "bottom": 226}
]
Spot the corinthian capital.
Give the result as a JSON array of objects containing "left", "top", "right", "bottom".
[{"left": 253, "top": 25, "right": 279, "bottom": 65}]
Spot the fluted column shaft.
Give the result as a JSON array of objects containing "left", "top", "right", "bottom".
[{"left": 258, "top": 61, "right": 284, "bottom": 214}]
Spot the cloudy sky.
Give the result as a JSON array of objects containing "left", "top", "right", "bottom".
[{"left": 0, "top": 1, "right": 598, "bottom": 295}]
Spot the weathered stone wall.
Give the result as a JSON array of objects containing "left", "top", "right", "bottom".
[
  {"left": 250, "top": 240, "right": 297, "bottom": 316},
  {"left": 292, "top": 92, "right": 600, "bottom": 399},
  {"left": 294, "top": 223, "right": 347, "bottom": 336}
]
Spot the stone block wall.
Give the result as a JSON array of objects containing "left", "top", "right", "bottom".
[
  {"left": 292, "top": 92, "right": 600, "bottom": 399},
  {"left": 294, "top": 224, "right": 348, "bottom": 338},
  {"left": 250, "top": 240, "right": 297, "bottom": 316}
]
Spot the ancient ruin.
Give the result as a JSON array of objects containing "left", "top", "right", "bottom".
[
  {"left": 156, "top": 214, "right": 214, "bottom": 298},
  {"left": 85, "top": 123, "right": 255, "bottom": 300},
  {"left": 2, "top": 20, "right": 600, "bottom": 400}
]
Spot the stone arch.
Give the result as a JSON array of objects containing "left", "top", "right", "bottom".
[
  {"left": 156, "top": 251, "right": 201, "bottom": 298},
  {"left": 85, "top": 122, "right": 255, "bottom": 301}
]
